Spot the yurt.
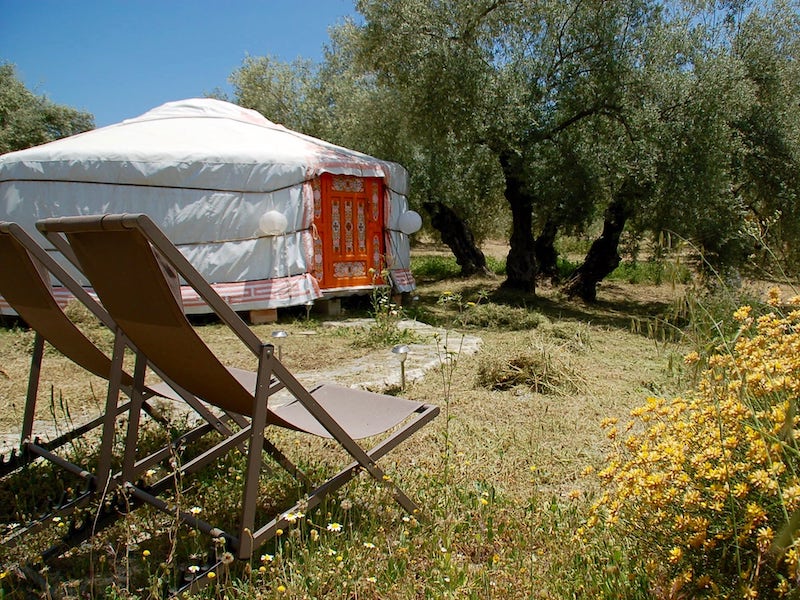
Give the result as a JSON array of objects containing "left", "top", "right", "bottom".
[{"left": 0, "top": 98, "right": 420, "bottom": 317}]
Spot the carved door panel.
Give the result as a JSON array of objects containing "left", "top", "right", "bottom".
[{"left": 313, "top": 174, "right": 384, "bottom": 289}]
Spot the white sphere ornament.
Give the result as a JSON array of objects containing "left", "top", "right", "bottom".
[
  {"left": 398, "top": 210, "right": 422, "bottom": 235},
  {"left": 259, "top": 210, "right": 288, "bottom": 236}
]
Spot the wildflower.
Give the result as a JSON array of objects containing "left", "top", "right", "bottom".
[
  {"left": 363, "top": 542, "right": 376, "bottom": 549},
  {"left": 340, "top": 499, "right": 353, "bottom": 511},
  {"left": 310, "top": 529, "right": 319, "bottom": 541},
  {"left": 366, "top": 576, "right": 377, "bottom": 583},
  {"left": 277, "top": 584, "right": 286, "bottom": 593},
  {"left": 284, "top": 511, "right": 304, "bottom": 523},
  {"left": 743, "top": 584, "right": 758, "bottom": 598},
  {"left": 207, "top": 571, "right": 216, "bottom": 580},
  {"left": 684, "top": 351, "right": 701, "bottom": 364},
  {"left": 668, "top": 546, "right": 682, "bottom": 564},
  {"left": 757, "top": 527, "right": 774, "bottom": 553},
  {"left": 187, "top": 565, "right": 200, "bottom": 574},
  {"left": 189, "top": 506, "right": 202, "bottom": 516},
  {"left": 276, "top": 528, "right": 284, "bottom": 536},
  {"left": 259, "top": 565, "right": 267, "bottom": 573},
  {"left": 142, "top": 549, "right": 151, "bottom": 558},
  {"left": 261, "top": 553, "right": 274, "bottom": 563},
  {"left": 221, "top": 551, "right": 234, "bottom": 565},
  {"left": 327, "top": 522, "right": 343, "bottom": 532}
]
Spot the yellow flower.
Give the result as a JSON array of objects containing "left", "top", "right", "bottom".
[
  {"left": 684, "top": 350, "right": 701, "bottom": 364},
  {"left": 668, "top": 546, "right": 683, "bottom": 564},
  {"left": 327, "top": 522, "right": 343, "bottom": 532}
]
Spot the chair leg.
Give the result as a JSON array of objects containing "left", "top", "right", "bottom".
[
  {"left": 20, "top": 333, "right": 45, "bottom": 445},
  {"left": 237, "top": 344, "right": 274, "bottom": 559},
  {"left": 95, "top": 331, "right": 127, "bottom": 490},
  {"left": 121, "top": 352, "right": 148, "bottom": 483}
]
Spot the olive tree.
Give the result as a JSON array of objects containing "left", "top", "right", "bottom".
[
  {"left": 0, "top": 63, "right": 94, "bottom": 154},
  {"left": 354, "top": 0, "right": 666, "bottom": 293}
]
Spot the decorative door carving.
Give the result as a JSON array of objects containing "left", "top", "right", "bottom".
[{"left": 313, "top": 174, "right": 384, "bottom": 289}]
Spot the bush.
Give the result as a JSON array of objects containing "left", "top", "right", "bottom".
[{"left": 588, "top": 289, "right": 800, "bottom": 598}]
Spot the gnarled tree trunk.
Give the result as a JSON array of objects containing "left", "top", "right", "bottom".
[
  {"left": 423, "top": 200, "right": 490, "bottom": 277},
  {"left": 563, "top": 195, "right": 633, "bottom": 301},
  {"left": 535, "top": 217, "right": 560, "bottom": 282},
  {"left": 499, "top": 151, "right": 537, "bottom": 293}
]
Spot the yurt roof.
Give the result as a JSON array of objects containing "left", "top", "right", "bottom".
[{"left": 0, "top": 98, "right": 407, "bottom": 194}]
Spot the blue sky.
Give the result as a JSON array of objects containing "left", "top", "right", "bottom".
[{"left": 1, "top": 0, "right": 357, "bottom": 127}]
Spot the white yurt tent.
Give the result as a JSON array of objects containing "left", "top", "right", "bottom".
[{"left": 0, "top": 98, "right": 420, "bottom": 315}]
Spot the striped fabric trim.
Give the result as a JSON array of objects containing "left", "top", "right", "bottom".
[
  {"left": 0, "top": 274, "right": 324, "bottom": 316},
  {"left": 390, "top": 268, "right": 416, "bottom": 293}
]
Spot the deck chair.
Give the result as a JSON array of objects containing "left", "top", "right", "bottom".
[
  {"left": 37, "top": 213, "right": 438, "bottom": 563},
  {"left": 0, "top": 222, "right": 248, "bottom": 546}
]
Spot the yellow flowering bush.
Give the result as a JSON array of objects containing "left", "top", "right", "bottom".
[{"left": 589, "top": 292, "right": 800, "bottom": 598}]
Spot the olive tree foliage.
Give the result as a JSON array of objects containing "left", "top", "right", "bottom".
[
  {"left": 228, "top": 55, "right": 319, "bottom": 132},
  {"left": 0, "top": 63, "right": 94, "bottom": 154},
  {"left": 353, "top": 0, "right": 669, "bottom": 293},
  {"left": 562, "top": 1, "right": 800, "bottom": 297},
  {"left": 624, "top": 1, "right": 800, "bottom": 280},
  {"left": 730, "top": 1, "right": 800, "bottom": 274},
  {"left": 563, "top": 5, "right": 757, "bottom": 297}
]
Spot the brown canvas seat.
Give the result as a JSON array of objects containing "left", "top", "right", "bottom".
[
  {"left": 37, "top": 213, "right": 438, "bottom": 567},
  {"left": 0, "top": 221, "right": 247, "bottom": 547}
]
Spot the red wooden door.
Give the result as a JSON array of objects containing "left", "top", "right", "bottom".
[{"left": 313, "top": 174, "right": 385, "bottom": 290}]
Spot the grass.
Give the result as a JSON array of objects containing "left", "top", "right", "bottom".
[{"left": 1, "top": 247, "right": 780, "bottom": 598}]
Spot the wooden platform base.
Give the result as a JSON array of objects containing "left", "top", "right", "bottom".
[{"left": 249, "top": 308, "right": 278, "bottom": 324}]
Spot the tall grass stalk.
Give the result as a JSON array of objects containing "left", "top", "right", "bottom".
[{"left": 435, "top": 331, "right": 463, "bottom": 485}]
